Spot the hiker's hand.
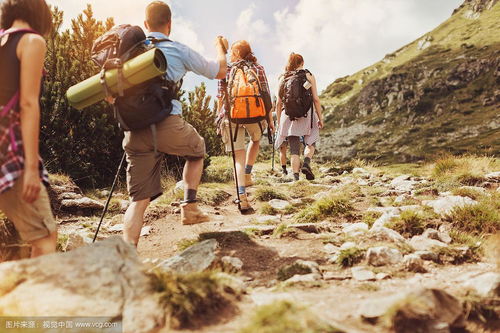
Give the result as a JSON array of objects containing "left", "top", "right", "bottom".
[
  {"left": 269, "top": 122, "right": 276, "bottom": 134},
  {"left": 317, "top": 118, "right": 324, "bottom": 129},
  {"left": 216, "top": 36, "right": 228, "bottom": 54},
  {"left": 22, "top": 168, "right": 41, "bottom": 203},
  {"left": 105, "top": 96, "right": 116, "bottom": 104}
]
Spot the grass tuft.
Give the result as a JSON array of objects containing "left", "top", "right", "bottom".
[
  {"left": 336, "top": 247, "right": 365, "bottom": 268},
  {"left": 148, "top": 269, "right": 242, "bottom": 329},
  {"left": 239, "top": 300, "right": 345, "bottom": 333},
  {"left": 295, "top": 194, "right": 353, "bottom": 223},
  {"left": 203, "top": 156, "right": 234, "bottom": 183},
  {"left": 254, "top": 186, "right": 288, "bottom": 201},
  {"left": 445, "top": 202, "right": 499, "bottom": 235},
  {"left": 386, "top": 210, "right": 426, "bottom": 237}
]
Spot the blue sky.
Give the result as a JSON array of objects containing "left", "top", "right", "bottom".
[{"left": 46, "top": 0, "right": 463, "bottom": 101}]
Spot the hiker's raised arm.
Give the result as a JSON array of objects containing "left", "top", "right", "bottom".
[
  {"left": 19, "top": 33, "right": 46, "bottom": 203},
  {"left": 215, "top": 36, "right": 228, "bottom": 79}
]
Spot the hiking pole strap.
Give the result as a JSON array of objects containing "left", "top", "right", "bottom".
[{"left": 93, "top": 152, "right": 127, "bottom": 242}]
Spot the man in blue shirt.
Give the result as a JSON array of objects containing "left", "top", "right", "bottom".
[{"left": 122, "top": 1, "right": 228, "bottom": 246}]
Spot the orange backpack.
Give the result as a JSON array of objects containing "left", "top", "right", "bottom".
[{"left": 228, "top": 62, "right": 267, "bottom": 124}]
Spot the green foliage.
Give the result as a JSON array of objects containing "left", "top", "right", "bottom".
[
  {"left": 203, "top": 156, "right": 234, "bottom": 183},
  {"left": 176, "top": 238, "right": 199, "bottom": 251},
  {"left": 197, "top": 184, "right": 231, "bottom": 206},
  {"left": 254, "top": 186, "right": 288, "bottom": 201},
  {"left": 295, "top": 194, "right": 353, "bottom": 223},
  {"left": 182, "top": 83, "right": 224, "bottom": 157},
  {"left": 148, "top": 270, "right": 241, "bottom": 329},
  {"left": 240, "top": 300, "right": 344, "bottom": 333},
  {"left": 451, "top": 187, "right": 484, "bottom": 200},
  {"left": 41, "top": 6, "right": 122, "bottom": 188},
  {"left": 446, "top": 202, "right": 499, "bottom": 235},
  {"left": 260, "top": 203, "right": 278, "bottom": 215},
  {"left": 286, "top": 180, "right": 324, "bottom": 199},
  {"left": 336, "top": 247, "right": 365, "bottom": 268},
  {"left": 386, "top": 210, "right": 426, "bottom": 237},
  {"left": 362, "top": 211, "right": 383, "bottom": 227}
]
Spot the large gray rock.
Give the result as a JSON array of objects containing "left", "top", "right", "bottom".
[
  {"left": 0, "top": 237, "right": 165, "bottom": 333},
  {"left": 343, "top": 222, "right": 369, "bottom": 237},
  {"left": 366, "top": 246, "right": 403, "bottom": 266},
  {"left": 423, "top": 196, "right": 477, "bottom": 215},
  {"left": 60, "top": 197, "right": 104, "bottom": 212},
  {"left": 157, "top": 239, "right": 218, "bottom": 274},
  {"left": 351, "top": 267, "right": 376, "bottom": 281}
]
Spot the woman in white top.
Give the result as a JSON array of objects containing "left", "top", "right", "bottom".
[{"left": 275, "top": 53, "right": 323, "bottom": 181}]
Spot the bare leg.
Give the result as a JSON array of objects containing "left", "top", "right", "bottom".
[
  {"left": 291, "top": 154, "right": 300, "bottom": 174},
  {"left": 304, "top": 145, "right": 316, "bottom": 159},
  {"left": 235, "top": 149, "right": 246, "bottom": 190},
  {"left": 280, "top": 145, "right": 287, "bottom": 166},
  {"left": 245, "top": 140, "right": 261, "bottom": 168},
  {"left": 30, "top": 231, "right": 57, "bottom": 258},
  {"left": 183, "top": 158, "right": 204, "bottom": 191},
  {"left": 124, "top": 199, "right": 150, "bottom": 246}
]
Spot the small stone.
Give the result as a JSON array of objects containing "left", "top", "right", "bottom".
[
  {"left": 109, "top": 224, "right": 124, "bottom": 232},
  {"left": 340, "top": 241, "right": 357, "bottom": 250},
  {"left": 351, "top": 267, "right": 376, "bottom": 281},
  {"left": 369, "top": 227, "right": 406, "bottom": 243},
  {"left": 414, "top": 250, "right": 438, "bottom": 261},
  {"left": 120, "top": 199, "right": 130, "bottom": 211},
  {"left": 323, "top": 243, "right": 340, "bottom": 254},
  {"left": 352, "top": 167, "right": 368, "bottom": 174},
  {"left": 343, "top": 222, "right": 369, "bottom": 237},
  {"left": 221, "top": 256, "right": 244, "bottom": 272},
  {"left": 60, "top": 197, "right": 104, "bottom": 212},
  {"left": 376, "top": 273, "right": 390, "bottom": 280},
  {"left": 403, "top": 254, "right": 427, "bottom": 273},
  {"left": 157, "top": 239, "right": 219, "bottom": 274},
  {"left": 268, "top": 199, "right": 290, "bottom": 210},
  {"left": 255, "top": 215, "right": 280, "bottom": 224},
  {"left": 422, "top": 228, "right": 451, "bottom": 244},
  {"left": 285, "top": 273, "right": 322, "bottom": 284},
  {"left": 323, "top": 271, "right": 350, "bottom": 281},
  {"left": 140, "top": 226, "right": 152, "bottom": 237},
  {"left": 366, "top": 246, "right": 403, "bottom": 266},
  {"left": 485, "top": 171, "right": 500, "bottom": 181},
  {"left": 409, "top": 235, "right": 448, "bottom": 251}
]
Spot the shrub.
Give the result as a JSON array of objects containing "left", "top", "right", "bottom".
[
  {"left": 295, "top": 194, "right": 353, "bottom": 223},
  {"left": 259, "top": 203, "right": 278, "bottom": 215},
  {"left": 203, "top": 156, "right": 234, "bottom": 183},
  {"left": 446, "top": 203, "right": 499, "bottom": 235},
  {"left": 239, "top": 300, "right": 344, "bottom": 333},
  {"left": 386, "top": 210, "right": 426, "bottom": 237},
  {"left": 362, "top": 211, "right": 383, "bottom": 228},
  {"left": 336, "top": 247, "right": 365, "bottom": 268}
]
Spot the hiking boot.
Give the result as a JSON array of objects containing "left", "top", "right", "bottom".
[
  {"left": 245, "top": 174, "right": 254, "bottom": 187},
  {"left": 181, "top": 202, "right": 210, "bottom": 225},
  {"left": 238, "top": 193, "right": 252, "bottom": 212},
  {"left": 301, "top": 164, "right": 315, "bottom": 180}
]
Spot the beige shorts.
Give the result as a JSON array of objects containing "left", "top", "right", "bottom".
[
  {"left": 221, "top": 120, "right": 266, "bottom": 152},
  {"left": 123, "top": 115, "right": 206, "bottom": 202},
  {"left": 0, "top": 178, "right": 56, "bottom": 242}
]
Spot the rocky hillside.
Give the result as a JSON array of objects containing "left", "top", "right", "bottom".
[{"left": 319, "top": 0, "right": 500, "bottom": 163}]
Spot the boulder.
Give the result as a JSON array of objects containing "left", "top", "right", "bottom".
[
  {"left": 221, "top": 256, "right": 244, "bottom": 273},
  {"left": 389, "top": 289, "right": 465, "bottom": 333},
  {"left": 63, "top": 230, "right": 93, "bottom": 251},
  {"left": 351, "top": 267, "right": 376, "bottom": 281},
  {"left": 423, "top": 196, "right": 477, "bottom": 215},
  {"left": 156, "top": 239, "right": 218, "bottom": 274},
  {"left": 366, "top": 246, "right": 403, "bottom": 266},
  {"left": 409, "top": 235, "right": 448, "bottom": 251},
  {"left": 0, "top": 237, "right": 165, "bottom": 333},
  {"left": 462, "top": 272, "right": 500, "bottom": 297},
  {"left": 60, "top": 197, "right": 104, "bottom": 213},
  {"left": 268, "top": 199, "right": 291, "bottom": 210}
]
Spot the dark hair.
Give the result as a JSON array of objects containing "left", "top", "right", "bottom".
[
  {"left": 232, "top": 40, "right": 257, "bottom": 63},
  {"left": 0, "top": 0, "right": 53, "bottom": 36},
  {"left": 286, "top": 52, "right": 304, "bottom": 72},
  {"left": 146, "top": 1, "right": 172, "bottom": 31}
]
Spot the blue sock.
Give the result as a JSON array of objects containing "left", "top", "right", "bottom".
[
  {"left": 238, "top": 186, "right": 246, "bottom": 195},
  {"left": 245, "top": 165, "right": 253, "bottom": 174}
]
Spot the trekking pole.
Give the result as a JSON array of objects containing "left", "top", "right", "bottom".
[
  {"left": 93, "top": 152, "right": 126, "bottom": 242},
  {"left": 222, "top": 82, "right": 241, "bottom": 211}
]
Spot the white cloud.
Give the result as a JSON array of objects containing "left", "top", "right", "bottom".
[{"left": 236, "top": 3, "right": 270, "bottom": 42}]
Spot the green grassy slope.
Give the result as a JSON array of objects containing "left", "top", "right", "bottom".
[{"left": 319, "top": 1, "right": 500, "bottom": 163}]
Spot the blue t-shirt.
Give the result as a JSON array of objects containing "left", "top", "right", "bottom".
[{"left": 148, "top": 32, "right": 219, "bottom": 115}]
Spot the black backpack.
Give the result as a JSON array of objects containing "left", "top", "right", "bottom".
[
  {"left": 91, "top": 24, "right": 178, "bottom": 131},
  {"left": 279, "top": 69, "right": 313, "bottom": 121}
]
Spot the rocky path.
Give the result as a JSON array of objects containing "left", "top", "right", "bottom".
[{"left": 1, "top": 157, "right": 498, "bottom": 333}]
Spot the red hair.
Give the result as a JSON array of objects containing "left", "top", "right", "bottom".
[
  {"left": 231, "top": 40, "right": 257, "bottom": 63},
  {"left": 286, "top": 52, "right": 304, "bottom": 72}
]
